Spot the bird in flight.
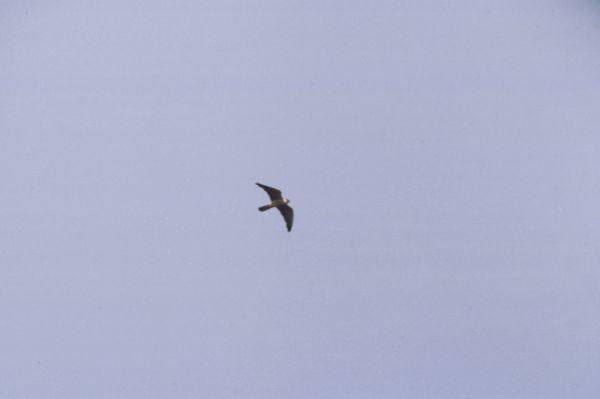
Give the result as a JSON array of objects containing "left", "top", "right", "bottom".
[{"left": 256, "top": 182, "right": 294, "bottom": 232}]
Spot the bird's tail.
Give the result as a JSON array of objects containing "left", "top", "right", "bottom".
[{"left": 258, "top": 204, "right": 272, "bottom": 212}]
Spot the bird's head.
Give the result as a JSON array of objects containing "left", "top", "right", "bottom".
[{"left": 284, "top": 198, "right": 290, "bottom": 204}]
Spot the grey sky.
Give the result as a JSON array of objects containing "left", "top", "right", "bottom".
[{"left": 2, "top": 1, "right": 600, "bottom": 398}]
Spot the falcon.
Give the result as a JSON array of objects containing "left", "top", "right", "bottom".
[{"left": 256, "top": 182, "right": 294, "bottom": 232}]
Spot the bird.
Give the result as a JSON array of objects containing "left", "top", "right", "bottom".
[{"left": 256, "top": 182, "right": 294, "bottom": 232}]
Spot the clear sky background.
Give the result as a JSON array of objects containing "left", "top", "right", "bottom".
[{"left": 2, "top": 1, "right": 600, "bottom": 398}]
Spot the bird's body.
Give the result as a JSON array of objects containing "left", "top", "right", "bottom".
[{"left": 256, "top": 182, "right": 294, "bottom": 232}]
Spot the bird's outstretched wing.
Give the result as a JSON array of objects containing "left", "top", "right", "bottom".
[
  {"left": 256, "top": 182, "right": 282, "bottom": 201},
  {"left": 277, "top": 204, "right": 294, "bottom": 232}
]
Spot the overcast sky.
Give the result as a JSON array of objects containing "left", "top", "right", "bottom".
[{"left": 2, "top": 1, "right": 600, "bottom": 398}]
